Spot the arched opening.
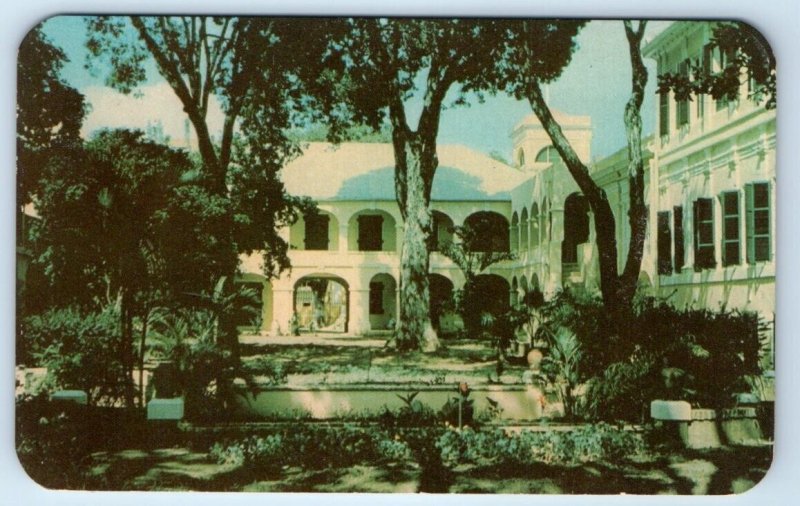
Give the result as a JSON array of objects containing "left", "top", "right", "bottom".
[
  {"left": 293, "top": 274, "right": 349, "bottom": 333},
  {"left": 462, "top": 274, "right": 511, "bottom": 335},
  {"left": 519, "top": 275, "right": 529, "bottom": 297},
  {"left": 431, "top": 210, "right": 455, "bottom": 252},
  {"left": 348, "top": 209, "right": 397, "bottom": 252},
  {"left": 517, "top": 148, "right": 525, "bottom": 168},
  {"left": 511, "top": 276, "right": 519, "bottom": 306},
  {"left": 562, "top": 193, "right": 590, "bottom": 265},
  {"left": 535, "top": 145, "right": 562, "bottom": 164},
  {"left": 464, "top": 211, "right": 510, "bottom": 253},
  {"left": 368, "top": 273, "right": 397, "bottom": 331},
  {"left": 289, "top": 210, "right": 339, "bottom": 251},
  {"left": 530, "top": 202, "right": 540, "bottom": 249},
  {"left": 510, "top": 212, "right": 519, "bottom": 253},
  {"left": 520, "top": 207, "right": 529, "bottom": 252},
  {"left": 429, "top": 273, "right": 455, "bottom": 332},
  {"left": 541, "top": 198, "right": 550, "bottom": 243}
]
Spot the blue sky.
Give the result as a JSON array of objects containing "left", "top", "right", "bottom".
[{"left": 41, "top": 16, "right": 670, "bottom": 161}]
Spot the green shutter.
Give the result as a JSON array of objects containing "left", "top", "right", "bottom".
[{"left": 745, "top": 183, "right": 755, "bottom": 263}]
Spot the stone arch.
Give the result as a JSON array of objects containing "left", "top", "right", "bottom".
[
  {"left": 462, "top": 274, "right": 511, "bottom": 334},
  {"left": 293, "top": 273, "right": 349, "bottom": 333},
  {"left": 431, "top": 210, "right": 455, "bottom": 252},
  {"left": 520, "top": 207, "right": 529, "bottom": 252},
  {"left": 519, "top": 274, "right": 529, "bottom": 296},
  {"left": 464, "top": 211, "right": 510, "bottom": 253},
  {"left": 541, "top": 197, "right": 550, "bottom": 242},
  {"left": 511, "top": 276, "right": 519, "bottom": 306},
  {"left": 535, "top": 145, "right": 561, "bottom": 164},
  {"left": 368, "top": 273, "right": 397, "bottom": 330},
  {"left": 562, "top": 193, "right": 590, "bottom": 264},
  {"left": 510, "top": 211, "right": 519, "bottom": 253},
  {"left": 289, "top": 209, "right": 339, "bottom": 251},
  {"left": 348, "top": 209, "right": 397, "bottom": 252},
  {"left": 429, "top": 273, "right": 456, "bottom": 332},
  {"left": 517, "top": 148, "right": 525, "bottom": 168}
]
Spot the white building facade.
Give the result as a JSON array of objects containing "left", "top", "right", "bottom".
[{"left": 239, "top": 21, "right": 775, "bottom": 358}]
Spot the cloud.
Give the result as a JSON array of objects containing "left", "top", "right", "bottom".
[{"left": 80, "top": 82, "right": 226, "bottom": 149}]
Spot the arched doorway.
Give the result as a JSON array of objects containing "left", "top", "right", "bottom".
[
  {"left": 462, "top": 274, "right": 511, "bottom": 336},
  {"left": 429, "top": 273, "right": 455, "bottom": 332},
  {"left": 293, "top": 274, "right": 349, "bottom": 333},
  {"left": 368, "top": 273, "right": 397, "bottom": 331},
  {"left": 464, "top": 211, "right": 510, "bottom": 253},
  {"left": 431, "top": 211, "right": 455, "bottom": 252},
  {"left": 562, "top": 193, "right": 590, "bottom": 265}
]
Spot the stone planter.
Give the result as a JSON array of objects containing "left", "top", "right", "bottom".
[
  {"left": 720, "top": 407, "right": 764, "bottom": 445},
  {"left": 679, "top": 408, "right": 721, "bottom": 449}
]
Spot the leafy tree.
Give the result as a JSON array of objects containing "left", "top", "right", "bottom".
[
  {"left": 84, "top": 16, "right": 336, "bottom": 355},
  {"left": 489, "top": 20, "right": 648, "bottom": 326},
  {"left": 657, "top": 21, "right": 776, "bottom": 110},
  {"left": 29, "top": 129, "right": 194, "bottom": 405},
  {"left": 321, "top": 19, "right": 582, "bottom": 351},
  {"left": 17, "top": 26, "right": 85, "bottom": 209}
]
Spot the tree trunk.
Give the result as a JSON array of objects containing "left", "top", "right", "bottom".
[
  {"left": 138, "top": 306, "right": 151, "bottom": 408},
  {"left": 525, "top": 82, "right": 622, "bottom": 311},
  {"left": 394, "top": 140, "right": 440, "bottom": 352}
]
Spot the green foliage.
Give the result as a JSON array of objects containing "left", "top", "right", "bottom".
[
  {"left": 22, "top": 305, "right": 128, "bottom": 405},
  {"left": 147, "top": 304, "right": 252, "bottom": 421},
  {"left": 379, "top": 392, "right": 438, "bottom": 429},
  {"left": 657, "top": 21, "right": 776, "bottom": 110},
  {"left": 209, "top": 425, "right": 397, "bottom": 471},
  {"left": 17, "top": 25, "right": 86, "bottom": 208},
  {"left": 535, "top": 291, "right": 763, "bottom": 422},
  {"left": 436, "top": 424, "right": 646, "bottom": 468}
]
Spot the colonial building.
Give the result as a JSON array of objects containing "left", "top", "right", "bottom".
[{"left": 239, "top": 21, "right": 776, "bottom": 363}]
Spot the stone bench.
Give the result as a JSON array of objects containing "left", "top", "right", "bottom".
[{"left": 147, "top": 397, "right": 185, "bottom": 420}]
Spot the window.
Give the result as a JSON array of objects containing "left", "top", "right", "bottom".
[
  {"left": 721, "top": 192, "right": 741, "bottom": 266},
  {"left": 676, "top": 60, "right": 690, "bottom": 128},
  {"left": 657, "top": 211, "right": 673, "bottom": 275},
  {"left": 673, "top": 206, "right": 685, "bottom": 272},
  {"left": 698, "top": 45, "right": 712, "bottom": 119},
  {"left": 659, "top": 90, "right": 670, "bottom": 137},
  {"left": 535, "top": 146, "right": 561, "bottom": 164},
  {"left": 304, "top": 212, "right": 330, "bottom": 250},
  {"left": 357, "top": 215, "right": 383, "bottom": 251},
  {"left": 714, "top": 46, "right": 736, "bottom": 111},
  {"left": 369, "top": 282, "right": 383, "bottom": 314},
  {"left": 746, "top": 182, "right": 771, "bottom": 263},
  {"left": 693, "top": 198, "right": 715, "bottom": 270}
]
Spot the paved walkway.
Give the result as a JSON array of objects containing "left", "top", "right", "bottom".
[{"left": 239, "top": 333, "right": 390, "bottom": 347}]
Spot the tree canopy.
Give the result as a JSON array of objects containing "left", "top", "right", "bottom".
[
  {"left": 313, "top": 19, "right": 584, "bottom": 351},
  {"left": 17, "top": 26, "right": 86, "bottom": 208},
  {"left": 657, "top": 21, "right": 776, "bottom": 109}
]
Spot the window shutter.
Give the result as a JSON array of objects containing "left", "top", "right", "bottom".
[{"left": 745, "top": 183, "right": 755, "bottom": 263}]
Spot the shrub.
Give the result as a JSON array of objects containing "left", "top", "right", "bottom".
[
  {"left": 22, "top": 305, "right": 128, "bottom": 405},
  {"left": 533, "top": 291, "right": 763, "bottom": 422},
  {"left": 210, "top": 425, "right": 391, "bottom": 470},
  {"left": 436, "top": 424, "right": 646, "bottom": 468}
]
